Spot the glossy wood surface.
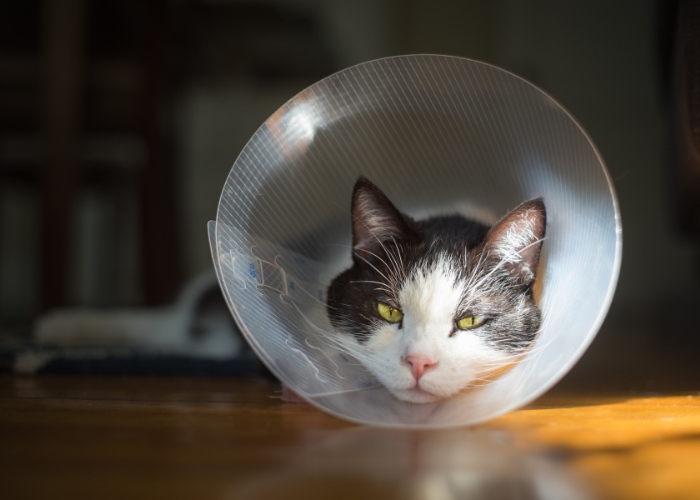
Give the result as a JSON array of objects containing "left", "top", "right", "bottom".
[{"left": 2, "top": 375, "right": 700, "bottom": 500}]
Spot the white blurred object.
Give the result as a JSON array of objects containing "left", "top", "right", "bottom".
[{"left": 35, "top": 271, "right": 243, "bottom": 359}]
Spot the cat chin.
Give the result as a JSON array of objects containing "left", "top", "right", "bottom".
[
  {"left": 390, "top": 386, "right": 443, "bottom": 404},
  {"left": 386, "top": 373, "right": 482, "bottom": 403}
]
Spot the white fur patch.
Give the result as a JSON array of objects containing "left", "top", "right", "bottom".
[{"left": 358, "top": 254, "right": 509, "bottom": 403}]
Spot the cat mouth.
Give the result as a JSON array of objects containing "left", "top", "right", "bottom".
[
  {"left": 395, "top": 384, "right": 440, "bottom": 404},
  {"left": 413, "top": 384, "right": 434, "bottom": 395}
]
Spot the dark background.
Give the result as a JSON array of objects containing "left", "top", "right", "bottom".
[{"left": 1, "top": 0, "right": 698, "bottom": 387}]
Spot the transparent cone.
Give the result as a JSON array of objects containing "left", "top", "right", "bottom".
[{"left": 209, "top": 55, "right": 622, "bottom": 427}]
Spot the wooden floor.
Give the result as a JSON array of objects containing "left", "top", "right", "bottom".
[{"left": 2, "top": 375, "right": 700, "bottom": 500}]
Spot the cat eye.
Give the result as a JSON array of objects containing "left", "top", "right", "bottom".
[
  {"left": 377, "top": 302, "right": 403, "bottom": 324},
  {"left": 456, "top": 315, "right": 486, "bottom": 330}
]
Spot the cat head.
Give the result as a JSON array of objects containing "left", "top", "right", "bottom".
[{"left": 327, "top": 177, "right": 546, "bottom": 403}]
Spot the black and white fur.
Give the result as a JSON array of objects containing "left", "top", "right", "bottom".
[{"left": 326, "top": 177, "right": 546, "bottom": 404}]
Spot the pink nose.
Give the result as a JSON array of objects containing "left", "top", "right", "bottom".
[{"left": 404, "top": 354, "right": 437, "bottom": 380}]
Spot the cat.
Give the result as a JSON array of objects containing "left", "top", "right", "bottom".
[{"left": 326, "top": 176, "right": 546, "bottom": 404}]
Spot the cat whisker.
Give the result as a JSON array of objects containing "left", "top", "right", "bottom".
[
  {"left": 371, "top": 250, "right": 405, "bottom": 293},
  {"left": 351, "top": 215, "right": 404, "bottom": 279},
  {"left": 389, "top": 235, "right": 405, "bottom": 274},
  {"left": 461, "top": 237, "right": 547, "bottom": 309},
  {"left": 353, "top": 253, "right": 395, "bottom": 291}
]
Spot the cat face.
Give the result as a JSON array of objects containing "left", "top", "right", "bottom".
[{"left": 327, "top": 177, "right": 546, "bottom": 404}]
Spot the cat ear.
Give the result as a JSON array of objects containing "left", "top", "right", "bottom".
[
  {"left": 482, "top": 198, "right": 546, "bottom": 286},
  {"left": 351, "top": 176, "right": 411, "bottom": 260}
]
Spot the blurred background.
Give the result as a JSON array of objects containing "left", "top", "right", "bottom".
[{"left": 0, "top": 0, "right": 698, "bottom": 385}]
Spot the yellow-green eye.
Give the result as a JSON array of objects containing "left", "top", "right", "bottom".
[
  {"left": 457, "top": 315, "right": 486, "bottom": 330},
  {"left": 377, "top": 302, "right": 403, "bottom": 323}
]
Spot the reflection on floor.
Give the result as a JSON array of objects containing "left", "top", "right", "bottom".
[{"left": 2, "top": 375, "right": 700, "bottom": 500}]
